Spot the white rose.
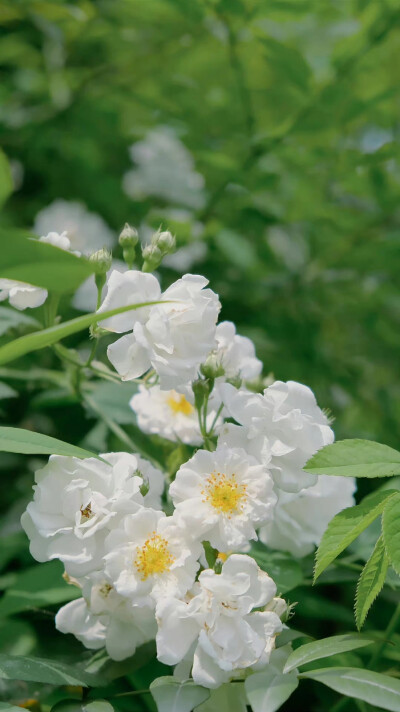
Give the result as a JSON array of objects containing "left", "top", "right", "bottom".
[
  {"left": 170, "top": 445, "right": 276, "bottom": 551},
  {"left": 156, "top": 554, "right": 282, "bottom": 688},
  {"left": 214, "top": 321, "right": 262, "bottom": 382},
  {"left": 21, "top": 452, "right": 144, "bottom": 576},
  {"left": 56, "top": 572, "right": 156, "bottom": 661},
  {"left": 259, "top": 474, "right": 356, "bottom": 557},
  {"left": 99, "top": 271, "right": 221, "bottom": 389},
  {"left": 220, "top": 380, "right": 334, "bottom": 493},
  {"left": 130, "top": 384, "right": 222, "bottom": 446},
  {"left": 34, "top": 200, "right": 115, "bottom": 255},
  {"left": 104, "top": 508, "right": 201, "bottom": 606}
]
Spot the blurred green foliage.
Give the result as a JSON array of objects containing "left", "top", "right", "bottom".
[{"left": 0, "top": 2, "right": 400, "bottom": 710}]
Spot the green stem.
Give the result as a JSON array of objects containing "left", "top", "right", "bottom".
[
  {"left": 368, "top": 601, "right": 400, "bottom": 668},
  {"left": 109, "top": 689, "right": 151, "bottom": 698},
  {"left": 84, "top": 393, "right": 138, "bottom": 452}
]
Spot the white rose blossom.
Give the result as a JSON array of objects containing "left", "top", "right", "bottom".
[
  {"left": 169, "top": 445, "right": 276, "bottom": 551},
  {"left": 0, "top": 232, "right": 71, "bottom": 310},
  {"left": 156, "top": 554, "right": 283, "bottom": 688},
  {"left": 98, "top": 270, "right": 221, "bottom": 389},
  {"left": 34, "top": 199, "right": 115, "bottom": 255},
  {"left": 56, "top": 572, "right": 156, "bottom": 661},
  {"left": 220, "top": 380, "right": 334, "bottom": 493},
  {"left": 21, "top": 452, "right": 147, "bottom": 576},
  {"left": 214, "top": 321, "right": 262, "bottom": 382},
  {"left": 130, "top": 384, "right": 222, "bottom": 445},
  {"left": 104, "top": 508, "right": 201, "bottom": 606},
  {"left": 259, "top": 474, "right": 356, "bottom": 557}
]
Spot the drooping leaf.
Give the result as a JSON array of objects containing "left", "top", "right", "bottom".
[
  {"left": 245, "top": 670, "right": 299, "bottom": 712},
  {"left": 300, "top": 667, "right": 400, "bottom": 711},
  {"left": 355, "top": 535, "right": 389, "bottom": 630},
  {"left": 305, "top": 439, "right": 400, "bottom": 478},
  {"left": 51, "top": 701, "right": 114, "bottom": 712},
  {"left": 0, "top": 427, "right": 100, "bottom": 459},
  {"left": 0, "top": 299, "right": 165, "bottom": 366},
  {"left": 0, "top": 230, "right": 94, "bottom": 293},
  {"left": 150, "top": 676, "right": 210, "bottom": 712},
  {"left": 283, "top": 633, "right": 375, "bottom": 673},
  {"left": 249, "top": 543, "right": 303, "bottom": 593},
  {"left": 382, "top": 492, "right": 400, "bottom": 575},
  {"left": 314, "top": 490, "right": 396, "bottom": 581},
  {"left": 0, "top": 654, "right": 92, "bottom": 686},
  {"left": 0, "top": 560, "right": 80, "bottom": 618}
]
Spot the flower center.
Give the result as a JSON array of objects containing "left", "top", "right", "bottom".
[
  {"left": 202, "top": 472, "right": 247, "bottom": 516},
  {"left": 80, "top": 502, "right": 93, "bottom": 520},
  {"left": 167, "top": 391, "right": 194, "bottom": 416},
  {"left": 134, "top": 532, "right": 175, "bottom": 580}
]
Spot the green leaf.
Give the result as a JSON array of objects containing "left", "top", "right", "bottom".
[
  {"left": 382, "top": 492, "right": 400, "bottom": 575},
  {"left": 314, "top": 490, "right": 396, "bottom": 581},
  {"left": 0, "top": 654, "right": 92, "bottom": 686},
  {"left": 82, "top": 641, "right": 156, "bottom": 684},
  {"left": 195, "top": 683, "right": 247, "bottom": 712},
  {"left": 0, "top": 560, "right": 80, "bottom": 618},
  {"left": 0, "top": 299, "right": 165, "bottom": 366},
  {"left": 283, "top": 634, "right": 375, "bottom": 673},
  {"left": 300, "top": 667, "right": 400, "bottom": 711},
  {"left": 0, "top": 306, "right": 40, "bottom": 337},
  {"left": 0, "top": 704, "right": 31, "bottom": 712},
  {"left": 88, "top": 381, "right": 138, "bottom": 424},
  {"left": 0, "top": 230, "right": 94, "bottom": 293},
  {"left": 245, "top": 670, "right": 298, "bottom": 712},
  {"left": 150, "top": 676, "right": 210, "bottom": 712},
  {"left": 305, "top": 439, "right": 400, "bottom": 478},
  {"left": 0, "top": 426, "right": 100, "bottom": 459},
  {"left": 0, "top": 149, "right": 13, "bottom": 207},
  {"left": 0, "top": 382, "right": 17, "bottom": 399},
  {"left": 52, "top": 701, "right": 114, "bottom": 712},
  {"left": 249, "top": 543, "right": 303, "bottom": 593},
  {"left": 355, "top": 535, "right": 389, "bottom": 630}
]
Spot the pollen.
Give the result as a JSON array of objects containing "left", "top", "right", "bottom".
[
  {"left": 134, "top": 532, "right": 175, "bottom": 580},
  {"left": 202, "top": 472, "right": 247, "bottom": 516},
  {"left": 167, "top": 391, "right": 194, "bottom": 416},
  {"left": 80, "top": 503, "right": 92, "bottom": 520}
]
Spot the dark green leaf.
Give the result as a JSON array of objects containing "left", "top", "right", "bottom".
[
  {"left": 0, "top": 654, "right": 92, "bottom": 686},
  {"left": 250, "top": 543, "right": 303, "bottom": 593},
  {"left": 0, "top": 560, "right": 80, "bottom": 617},
  {"left": 382, "top": 492, "right": 400, "bottom": 575}
]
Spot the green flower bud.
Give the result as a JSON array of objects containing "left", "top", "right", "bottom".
[
  {"left": 119, "top": 223, "right": 139, "bottom": 248},
  {"left": 142, "top": 244, "right": 163, "bottom": 272},
  {"left": 152, "top": 229, "right": 176, "bottom": 255},
  {"left": 89, "top": 248, "right": 112, "bottom": 276},
  {"left": 200, "top": 353, "right": 225, "bottom": 380},
  {"left": 192, "top": 377, "right": 211, "bottom": 411},
  {"left": 119, "top": 223, "right": 139, "bottom": 269}
]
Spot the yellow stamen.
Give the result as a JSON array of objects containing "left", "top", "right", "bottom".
[
  {"left": 80, "top": 503, "right": 92, "bottom": 520},
  {"left": 202, "top": 472, "right": 247, "bottom": 517},
  {"left": 217, "top": 552, "right": 228, "bottom": 562},
  {"left": 167, "top": 391, "right": 194, "bottom": 416},
  {"left": 134, "top": 532, "right": 175, "bottom": 580}
]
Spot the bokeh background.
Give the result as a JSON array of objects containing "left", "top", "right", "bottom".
[{"left": 0, "top": 2, "right": 400, "bottom": 709}]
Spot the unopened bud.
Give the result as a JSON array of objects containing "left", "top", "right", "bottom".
[
  {"left": 152, "top": 229, "right": 176, "bottom": 255},
  {"left": 119, "top": 223, "right": 139, "bottom": 248},
  {"left": 119, "top": 223, "right": 138, "bottom": 268},
  {"left": 226, "top": 374, "right": 242, "bottom": 389},
  {"left": 192, "top": 378, "right": 211, "bottom": 411},
  {"left": 89, "top": 248, "right": 112, "bottom": 275},
  {"left": 142, "top": 244, "right": 163, "bottom": 273},
  {"left": 200, "top": 353, "right": 225, "bottom": 380}
]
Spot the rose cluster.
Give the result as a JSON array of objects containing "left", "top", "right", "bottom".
[{"left": 21, "top": 263, "right": 355, "bottom": 689}]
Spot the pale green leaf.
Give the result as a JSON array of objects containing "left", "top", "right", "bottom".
[
  {"left": 52, "top": 701, "right": 114, "bottom": 712},
  {"left": 245, "top": 670, "right": 298, "bottom": 712},
  {"left": 314, "top": 490, "right": 396, "bottom": 581},
  {"left": 382, "top": 492, "right": 400, "bottom": 575},
  {"left": 283, "top": 634, "right": 375, "bottom": 673},
  {"left": 0, "top": 230, "right": 94, "bottom": 293},
  {"left": 0, "top": 704, "right": 31, "bottom": 712},
  {"left": 0, "top": 560, "right": 80, "bottom": 617},
  {"left": 0, "top": 299, "right": 165, "bottom": 366},
  {"left": 195, "top": 682, "right": 247, "bottom": 712},
  {"left": 0, "top": 654, "right": 92, "bottom": 686},
  {"left": 300, "top": 667, "right": 400, "bottom": 711},
  {"left": 355, "top": 535, "right": 389, "bottom": 630},
  {"left": 150, "top": 676, "right": 210, "bottom": 712},
  {"left": 0, "top": 426, "right": 99, "bottom": 459},
  {"left": 305, "top": 439, "right": 400, "bottom": 478},
  {"left": 0, "top": 382, "right": 17, "bottom": 399}
]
